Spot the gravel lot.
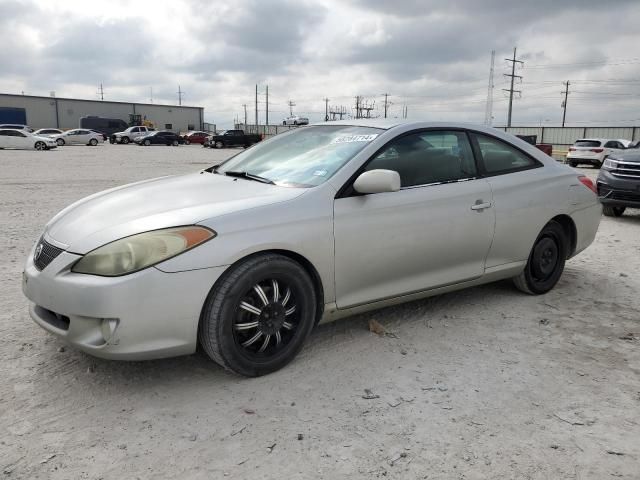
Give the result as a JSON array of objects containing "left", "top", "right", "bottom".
[{"left": 1, "top": 144, "right": 639, "bottom": 479}]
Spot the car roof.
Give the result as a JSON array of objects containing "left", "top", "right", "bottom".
[{"left": 308, "top": 119, "right": 519, "bottom": 132}]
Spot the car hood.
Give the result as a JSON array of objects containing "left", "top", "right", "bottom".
[
  {"left": 610, "top": 150, "right": 640, "bottom": 162},
  {"left": 44, "top": 172, "right": 306, "bottom": 253}
]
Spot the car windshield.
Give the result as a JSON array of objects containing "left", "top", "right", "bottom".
[
  {"left": 216, "top": 125, "right": 383, "bottom": 187},
  {"left": 575, "top": 140, "right": 601, "bottom": 148}
]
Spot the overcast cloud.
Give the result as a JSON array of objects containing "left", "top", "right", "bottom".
[{"left": 1, "top": 0, "right": 639, "bottom": 128}]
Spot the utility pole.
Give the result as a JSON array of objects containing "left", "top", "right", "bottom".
[
  {"left": 561, "top": 80, "right": 570, "bottom": 127},
  {"left": 265, "top": 85, "right": 269, "bottom": 127},
  {"left": 98, "top": 82, "right": 104, "bottom": 101},
  {"left": 354, "top": 96, "right": 361, "bottom": 119},
  {"left": 177, "top": 85, "right": 184, "bottom": 106},
  {"left": 382, "top": 93, "right": 390, "bottom": 118},
  {"left": 484, "top": 50, "right": 495, "bottom": 125},
  {"left": 255, "top": 84, "right": 258, "bottom": 127},
  {"left": 503, "top": 47, "right": 523, "bottom": 127},
  {"left": 323, "top": 97, "right": 329, "bottom": 121},
  {"left": 287, "top": 100, "right": 296, "bottom": 116},
  {"left": 242, "top": 104, "right": 247, "bottom": 126}
]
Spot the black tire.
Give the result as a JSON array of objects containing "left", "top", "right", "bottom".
[
  {"left": 185, "top": 140, "right": 190, "bottom": 145},
  {"left": 603, "top": 205, "right": 625, "bottom": 217},
  {"left": 593, "top": 160, "right": 603, "bottom": 169},
  {"left": 144, "top": 139, "right": 151, "bottom": 146},
  {"left": 89, "top": 138, "right": 98, "bottom": 146},
  {"left": 215, "top": 141, "right": 224, "bottom": 149},
  {"left": 198, "top": 254, "right": 317, "bottom": 377},
  {"left": 56, "top": 138, "right": 65, "bottom": 146},
  {"left": 172, "top": 139, "right": 179, "bottom": 146},
  {"left": 34, "top": 141, "right": 46, "bottom": 151},
  {"left": 121, "top": 136, "right": 130, "bottom": 144},
  {"left": 282, "top": 121, "right": 286, "bottom": 126},
  {"left": 109, "top": 137, "right": 116, "bottom": 144},
  {"left": 568, "top": 160, "right": 577, "bottom": 168},
  {"left": 513, "top": 220, "right": 567, "bottom": 295}
]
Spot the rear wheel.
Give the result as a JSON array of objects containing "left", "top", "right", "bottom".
[
  {"left": 172, "top": 139, "right": 179, "bottom": 146},
  {"left": 185, "top": 139, "right": 190, "bottom": 145},
  {"left": 568, "top": 160, "right": 577, "bottom": 168},
  {"left": 603, "top": 205, "right": 625, "bottom": 217},
  {"left": 56, "top": 138, "right": 65, "bottom": 146},
  {"left": 215, "top": 141, "right": 223, "bottom": 149},
  {"left": 513, "top": 220, "right": 567, "bottom": 295},
  {"left": 89, "top": 138, "right": 98, "bottom": 146},
  {"left": 593, "top": 160, "right": 603, "bottom": 169},
  {"left": 144, "top": 139, "right": 151, "bottom": 146},
  {"left": 199, "top": 254, "right": 317, "bottom": 377},
  {"left": 34, "top": 141, "right": 46, "bottom": 151}
]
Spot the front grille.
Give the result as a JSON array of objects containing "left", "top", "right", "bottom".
[
  {"left": 34, "top": 238, "right": 64, "bottom": 271},
  {"left": 611, "top": 161, "right": 640, "bottom": 178}
]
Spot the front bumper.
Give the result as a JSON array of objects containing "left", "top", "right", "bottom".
[
  {"left": 597, "top": 170, "right": 640, "bottom": 208},
  {"left": 22, "top": 240, "right": 228, "bottom": 360}
]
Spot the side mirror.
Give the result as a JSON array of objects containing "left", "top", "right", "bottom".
[{"left": 353, "top": 169, "right": 401, "bottom": 194}]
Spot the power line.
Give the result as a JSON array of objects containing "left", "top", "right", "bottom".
[{"left": 503, "top": 47, "right": 524, "bottom": 127}]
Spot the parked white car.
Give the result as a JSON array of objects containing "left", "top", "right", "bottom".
[
  {"left": 283, "top": 115, "right": 309, "bottom": 126},
  {"left": 33, "top": 128, "right": 63, "bottom": 137},
  {"left": 0, "top": 124, "right": 34, "bottom": 132},
  {"left": 567, "top": 138, "right": 631, "bottom": 168},
  {"left": 111, "top": 126, "right": 154, "bottom": 144},
  {"left": 51, "top": 129, "right": 104, "bottom": 146},
  {"left": 0, "top": 128, "right": 57, "bottom": 150},
  {"left": 23, "top": 121, "right": 601, "bottom": 376}
]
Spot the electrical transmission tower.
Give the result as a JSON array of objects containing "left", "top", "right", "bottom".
[
  {"left": 329, "top": 106, "right": 347, "bottom": 120},
  {"left": 503, "top": 47, "right": 523, "bottom": 127},
  {"left": 287, "top": 100, "right": 296, "bottom": 116},
  {"left": 354, "top": 96, "right": 375, "bottom": 119},
  {"left": 484, "top": 51, "right": 495, "bottom": 125},
  {"left": 561, "top": 80, "right": 570, "bottom": 127},
  {"left": 97, "top": 82, "right": 104, "bottom": 101}
]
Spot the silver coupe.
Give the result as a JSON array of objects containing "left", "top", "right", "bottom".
[{"left": 23, "top": 120, "right": 601, "bottom": 376}]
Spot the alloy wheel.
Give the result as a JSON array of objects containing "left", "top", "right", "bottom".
[{"left": 233, "top": 279, "right": 299, "bottom": 357}]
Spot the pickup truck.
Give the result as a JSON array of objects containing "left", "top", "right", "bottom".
[
  {"left": 110, "top": 126, "right": 155, "bottom": 144},
  {"left": 206, "top": 129, "right": 262, "bottom": 149}
]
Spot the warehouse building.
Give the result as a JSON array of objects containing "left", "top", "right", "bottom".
[{"left": 0, "top": 93, "right": 204, "bottom": 132}]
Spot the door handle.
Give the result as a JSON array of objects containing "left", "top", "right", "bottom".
[{"left": 471, "top": 201, "right": 492, "bottom": 211}]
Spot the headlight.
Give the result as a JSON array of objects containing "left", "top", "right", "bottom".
[
  {"left": 72, "top": 226, "right": 215, "bottom": 276},
  {"left": 602, "top": 158, "right": 619, "bottom": 170}
]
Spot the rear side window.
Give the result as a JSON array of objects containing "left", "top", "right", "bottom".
[
  {"left": 472, "top": 133, "right": 539, "bottom": 174},
  {"left": 575, "top": 140, "right": 601, "bottom": 148},
  {"left": 365, "top": 130, "right": 477, "bottom": 188}
]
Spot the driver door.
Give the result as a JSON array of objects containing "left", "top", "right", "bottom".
[{"left": 333, "top": 130, "right": 495, "bottom": 309}]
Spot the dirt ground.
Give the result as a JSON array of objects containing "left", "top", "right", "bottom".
[{"left": 1, "top": 143, "right": 639, "bottom": 479}]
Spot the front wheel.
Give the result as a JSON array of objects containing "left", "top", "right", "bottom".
[
  {"left": 56, "top": 138, "right": 65, "bottom": 146},
  {"left": 603, "top": 205, "right": 625, "bottom": 217},
  {"left": 34, "top": 141, "right": 46, "bottom": 151},
  {"left": 513, "top": 220, "right": 567, "bottom": 295},
  {"left": 121, "top": 136, "right": 130, "bottom": 144},
  {"left": 172, "top": 140, "right": 179, "bottom": 146},
  {"left": 89, "top": 138, "right": 98, "bottom": 146},
  {"left": 215, "top": 141, "right": 223, "bottom": 149},
  {"left": 144, "top": 139, "right": 151, "bottom": 146},
  {"left": 198, "top": 254, "right": 317, "bottom": 377}
]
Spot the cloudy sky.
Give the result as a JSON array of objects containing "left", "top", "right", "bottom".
[{"left": 1, "top": 0, "right": 639, "bottom": 128}]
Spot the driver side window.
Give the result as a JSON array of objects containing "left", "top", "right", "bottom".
[{"left": 364, "top": 130, "right": 477, "bottom": 188}]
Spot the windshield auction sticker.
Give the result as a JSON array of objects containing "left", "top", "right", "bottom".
[{"left": 331, "top": 134, "right": 379, "bottom": 144}]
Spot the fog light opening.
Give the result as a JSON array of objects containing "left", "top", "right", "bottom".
[{"left": 100, "top": 318, "right": 119, "bottom": 342}]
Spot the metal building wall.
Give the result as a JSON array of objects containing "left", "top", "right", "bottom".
[{"left": 0, "top": 93, "right": 203, "bottom": 132}]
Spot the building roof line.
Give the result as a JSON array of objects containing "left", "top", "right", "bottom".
[{"left": 0, "top": 93, "right": 203, "bottom": 110}]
